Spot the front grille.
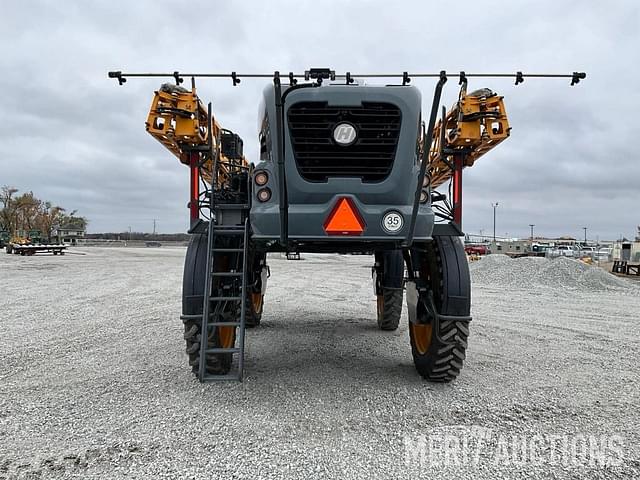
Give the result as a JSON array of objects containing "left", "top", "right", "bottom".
[{"left": 287, "top": 101, "right": 402, "bottom": 182}]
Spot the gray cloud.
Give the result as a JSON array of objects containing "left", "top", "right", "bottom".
[{"left": 1, "top": 0, "right": 637, "bottom": 239}]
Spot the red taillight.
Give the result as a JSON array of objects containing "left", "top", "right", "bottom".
[
  {"left": 254, "top": 170, "right": 269, "bottom": 186},
  {"left": 257, "top": 188, "right": 271, "bottom": 202}
]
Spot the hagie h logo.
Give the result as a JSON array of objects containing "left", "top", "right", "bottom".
[{"left": 333, "top": 123, "right": 357, "bottom": 145}]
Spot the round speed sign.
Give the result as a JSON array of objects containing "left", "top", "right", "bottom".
[{"left": 382, "top": 211, "right": 404, "bottom": 234}]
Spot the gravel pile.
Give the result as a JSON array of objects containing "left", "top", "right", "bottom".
[{"left": 470, "top": 254, "right": 636, "bottom": 291}]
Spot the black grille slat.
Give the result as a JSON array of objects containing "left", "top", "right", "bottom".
[
  {"left": 287, "top": 101, "right": 401, "bottom": 182},
  {"left": 301, "top": 168, "right": 391, "bottom": 173}
]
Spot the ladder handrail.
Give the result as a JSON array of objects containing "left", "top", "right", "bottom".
[
  {"left": 237, "top": 219, "right": 249, "bottom": 381},
  {"left": 199, "top": 201, "right": 216, "bottom": 383}
]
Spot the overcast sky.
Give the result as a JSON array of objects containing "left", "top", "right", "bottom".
[{"left": 1, "top": 1, "right": 638, "bottom": 240}]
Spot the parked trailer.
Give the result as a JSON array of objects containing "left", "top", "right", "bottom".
[
  {"left": 612, "top": 261, "right": 640, "bottom": 276},
  {"left": 7, "top": 243, "right": 67, "bottom": 256}
]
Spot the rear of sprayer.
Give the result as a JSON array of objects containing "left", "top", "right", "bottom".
[{"left": 109, "top": 68, "right": 586, "bottom": 381}]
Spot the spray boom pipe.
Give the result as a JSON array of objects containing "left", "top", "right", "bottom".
[{"left": 109, "top": 70, "right": 586, "bottom": 86}]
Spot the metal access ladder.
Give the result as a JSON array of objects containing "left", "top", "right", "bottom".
[{"left": 198, "top": 218, "right": 249, "bottom": 382}]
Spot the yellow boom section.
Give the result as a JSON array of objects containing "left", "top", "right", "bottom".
[
  {"left": 145, "top": 84, "right": 247, "bottom": 184},
  {"left": 428, "top": 88, "right": 510, "bottom": 189}
]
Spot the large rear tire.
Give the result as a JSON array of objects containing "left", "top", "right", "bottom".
[
  {"left": 246, "top": 291, "right": 264, "bottom": 327},
  {"left": 245, "top": 249, "right": 266, "bottom": 327},
  {"left": 377, "top": 289, "right": 403, "bottom": 330},
  {"left": 374, "top": 250, "right": 404, "bottom": 331},
  {"left": 409, "top": 235, "right": 471, "bottom": 382},
  {"left": 182, "top": 233, "right": 237, "bottom": 376}
]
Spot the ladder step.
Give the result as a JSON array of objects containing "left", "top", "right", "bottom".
[
  {"left": 202, "top": 374, "right": 241, "bottom": 382},
  {"left": 210, "top": 296, "right": 242, "bottom": 301},
  {"left": 211, "top": 272, "right": 243, "bottom": 277},
  {"left": 213, "top": 229, "right": 246, "bottom": 236},
  {"left": 215, "top": 204, "right": 250, "bottom": 210},
  {"left": 205, "top": 347, "right": 241, "bottom": 354},
  {"left": 181, "top": 315, "right": 241, "bottom": 325},
  {"left": 213, "top": 225, "right": 245, "bottom": 230}
]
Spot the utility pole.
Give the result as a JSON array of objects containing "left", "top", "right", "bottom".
[
  {"left": 128, "top": 226, "right": 132, "bottom": 242},
  {"left": 153, "top": 219, "right": 157, "bottom": 236},
  {"left": 491, "top": 202, "right": 499, "bottom": 241},
  {"left": 583, "top": 226, "right": 587, "bottom": 245},
  {"left": 529, "top": 224, "right": 535, "bottom": 241}
]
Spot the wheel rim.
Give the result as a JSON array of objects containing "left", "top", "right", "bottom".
[
  {"left": 252, "top": 293, "right": 263, "bottom": 314},
  {"left": 376, "top": 295, "right": 383, "bottom": 318},
  {"left": 410, "top": 323, "right": 432, "bottom": 355},
  {"left": 218, "top": 326, "right": 235, "bottom": 348}
]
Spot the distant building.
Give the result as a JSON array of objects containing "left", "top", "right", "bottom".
[
  {"left": 54, "top": 226, "right": 85, "bottom": 245},
  {"left": 555, "top": 236, "right": 578, "bottom": 246},
  {"left": 613, "top": 241, "right": 640, "bottom": 262},
  {"left": 488, "top": 239, "right": 530, "bottom": 254}
]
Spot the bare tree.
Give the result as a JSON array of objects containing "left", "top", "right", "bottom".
[
  {"left": 59, "top": 210, "right": 88, "bottom": 230},
  {"left": 0, "top": 186, "right": 19, "bottom": 232},
  {"left": 14, "top": 192, "right": 41, "bottom": 232},
  {"left": 37, "top": 202, "right": 66, "bottom": 242},
  {"left": 0, "top": 186, "right": 87, "bottom": 239}
]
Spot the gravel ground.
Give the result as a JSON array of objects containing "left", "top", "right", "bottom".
[{"left": 1, "top": 248, "right": 639, "bottom": 479}]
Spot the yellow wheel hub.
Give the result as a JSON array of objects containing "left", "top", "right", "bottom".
[
  {"left": 410, "top": 323, "right": 432, "bottom": 355},
  {"left": 217, "top": 326, "right": 235, "bottom": 348},
  {"left": 251, "top": 293, "right": 263, "bottom": 313}
]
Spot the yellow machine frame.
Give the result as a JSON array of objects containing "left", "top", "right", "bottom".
[
  {"left": 145, "top": 84, "right": 248, "bottom": 186},
  {"left": 427, "top": 87, "right": 510, "bottom": 189}
]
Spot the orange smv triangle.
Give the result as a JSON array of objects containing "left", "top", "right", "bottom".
[{"left": 323, "top": 197, "right": 365, "bottom": 235}]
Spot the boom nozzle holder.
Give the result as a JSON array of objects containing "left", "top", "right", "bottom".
[
  {"left": 515, "top": 71, "right": 524, "bottom": 85},
  {"left": 571, "top": 72, "right": 586, "bottom": 86},
  {"left": 108, "top": 71, "right": 126, "bottom": 85},
  {"left": 345, "top": 72, "right": 354, "bottom": 85},
  {"left": 305, "top": 68, "right": 335, "bottom": 85}
]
